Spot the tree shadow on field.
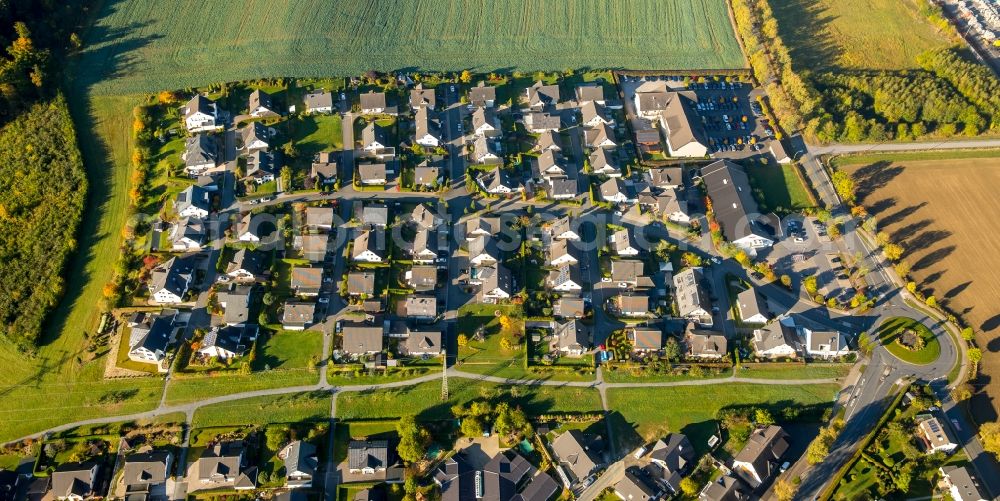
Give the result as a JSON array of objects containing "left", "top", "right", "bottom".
[
  {"left": 902, "top": 229, "right": 952, "bottom": 253},
  {"left": 912, "top": 245, "right": 956, "bottom": 272},
  {"left": 879, "top": 202, "right": 928, "bottom": 228},
  {"left": 889, "top": 219, "right": 933, "bottom": 244},
  {"left": 944, "top": 281, "right": 972, "bottom": 300},
  {"left": 853, "top": 161, "right": 905, "bottom": 202},
  {"left": 768, "top": 0, "right": 844, "bottom": 71},
  {"left": 865, "top": 197, "right": 897, "bottom": 218}
]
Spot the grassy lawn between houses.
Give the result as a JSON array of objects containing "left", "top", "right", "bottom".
[
  {"left": 877, "top": 317, "right": 941, "bottom": 365},
  {"left": 744, "top": 161, "right": 815, "bottom": 213},
  {"left": 191, "top": 390, "right": 332, "bottom": 428}
]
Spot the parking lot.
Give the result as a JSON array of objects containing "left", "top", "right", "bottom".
[{"left": 763, "top": 217, "right": 857, "bottom": 303}]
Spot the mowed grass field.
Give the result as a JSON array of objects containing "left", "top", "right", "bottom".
[
  {"left": 842, "top": 154, "right": 1000, "bottom": 422},
  {"left": 770, "top": 0, "right": 952, "bottom": 70},
  {"left": 79, "top": 0, "right": 745, "bottom": 96}
]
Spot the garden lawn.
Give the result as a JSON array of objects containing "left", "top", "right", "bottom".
[
  {"left": 877, "top": 317, "right": 941, "bottom": 365},
  {"left": 606, "top": 383, "right": 839, "bottom": 454},
  {"left": 737, "top": 363, "right": 852, "bottom": 380},
  {"left": 336, "top": 381, "right": 601, "bottom": 421},
  {"left": 191, "top": 390, "right": 331, "bottom": 428},
  {"left": 744, "top": 161, "right": 814, "bottom": 213}
]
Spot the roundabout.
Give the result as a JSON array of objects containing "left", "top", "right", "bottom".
[{"left": 876, "top": 316, "right": 941, "bottom": 365}]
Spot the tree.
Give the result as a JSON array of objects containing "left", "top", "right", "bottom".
[
  {"left": 969, "top": 347, "right": 982, "bottom": 365},
  {"left": 780, "top": 275, "right": 792, "bottom": 288},
  {"left": 679, "top": 477, "right": 699, "bottom": 496},
  {"left": 883, "top": 243, "right": 904, "bottom": 262},
  {"left": 774, "top": 479, "right": 796, "bottom": 501},
  {"left": 755, "top": 408, "right": 776, "bottom": 426},
  {"left": 981, "top": 422, "right": 1000, "bottom": 458},
  {"left": 894, "top": 260, "right": 911, "bottom": 278},
  {"left": 951, "top": 383, "right": 974, "bottom": 402},
  {"left": 803, "top": 276, "right": 818, "bottom": 296},
  {"left": 265, "top": 426, "right": 289, "bottom": 451},
  {"left": 858, "top": 332, "right": 874, "bottom": 356},
  {"left": 962, "top": 327, "right": 975, "bottom": 342},
  {"left": 396, "top": 415, "right": 430, "bottom": 463},
  {"left": 457, "top": 334, "right": 469, "bottom": 347},
  {"left": 831, "top": 170, "right": 856, "bottom": 204},
  {"left": 280, "top": 166, "right": 293, "bottom": 191},
  {"left": 461, "top": 416, "right": 483, "bottom": 437},
  {"left": 663, "top": 337, "right": 681, "bottom": 361},
  {"left": 926, "top": 295, "right": 937, "bottom": 308},
  {"left": 460, "top": 70, "right": 473, "bottom": 83}
]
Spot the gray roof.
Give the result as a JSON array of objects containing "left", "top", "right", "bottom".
[
  {"left": 362, "top": 122, "right": 388, "bottom": 148},
  {"left": 304, "top": 90, "right": 333, "bottom": 111},
  {"left": 942, "top": 465, "right": 988, "bottom": 501},
  {"left": 479, "top": 166, "right": 514, "bottom": 192},
  {"left": 184, "top": 134, "right": 217, "bottom": 167},
  {"left": 733, "top": 425, "right": 789, "bottom": 487},
  {"left": 616, "top": 294, "right": 649, "bottom": 313},
  {"left": 217, "top": 285, "right": 253, "bottom": 325},
  {"left": 615, "top": 471, "right": 656, "bottom": 501},
  {"left": 674, "top": 267, "right": 711, "bottom": 318},
  {"left": 752, "top": 323, "right": 800, "bottom": 353},
  {"left": 630, "top": 328, "right": 662, "bottom": 351},
  {"left": 469, "top": 235, "right": 499, "bottom": 262},
  {"left": 342, "top": 324, "right": 384, "bottom": 354},
  {"left": 649, "top": 434, "right": 695, "bottom": 477},
  {"left": 547, "top": 264, "right": 583, "bottom": 291},
  {"left": 410, "top": 84, "right": 436, "bottom": 109},
  {"left": 282, "top": 301, "right": 315, "bottom": 327},
  {"left": 129, "top": 311, "right": 174, "bottom": 354},
  {"left": 736, "top": 288, "right": 769, "bottom": 322},
  {"left": 576, "top": 84, "right": 605, "bottom": 104},
  {"left": 176, "top": 185, "right": 211, "bottom": 215},
  {"left": 248, "top": 89, "right": 274, "bottom": 114},
  {"left": 472, "top": 107, "right": 497, "bottom": 132},
  {"left": 535, "top": 130, "right": 562, "bottom": 152},
  {"left": 437, "top": 450, "right": 545, "bottom": 501},
  {"left": 662, "top": 92, "right": 706, "bottom": 151},
  {"left": 611, "top": 228, "right": 636, "bottom": 255},
  {"left": 580, "top": 101, "right": 608, "bottom": 125},
  {"left": 407, "top": 265, "right": 438, "bottom": 291},
  {"left": 291, "top": 267, "right": 323, "bottom": 293},
  {"left": 698, "top": 476, "right": 749, "bottom": 501},
  {"left": 649, "top": 167, "right": 684, "bottom": 188},
  {"left": 414, "top": 106, "right": 439, "bottom": 141},
  {"left": 241, "top": 121, "right": 269, "bottom": 149},
  {"left": 349, "top": 440, "right": 389, "bottom": 470},
  {"left": 469, "top": 82, "right": 497, "bottom": 107},
  {"left": 599, "top": 178, "right": 626, "bottom": 200},
  {"left": 549, "top": 178, "right": 577, "bottom": 198},
  {"left": 202, "top": 325, "right": 256, "bottom": 356},
  {"left": 357, "top": 162, "right": 387, "bottom": 182},
  {"left": 227, "top": 248, "right": 267, "bottom": 277},
  {"left": 149, "top": 255, "right": 195, "bottom": 297},
  {"left": 808, "top": 329, "right": 843, "bottom": 352},
  {"left": 311, "top": 152, "right": 338, "bottom": 181},
  {"left": 481, "top": 264, "right": 512, "bottom": 296},
  {"left": 347, "top": 271, "right": 376, "bottom": 296},
  {"left": 411, "top": 203, "right": 438, "bottom": 229},
  {"left": 122, "top": 451, "right": 171, "bottom": 488},
  {"left": 527, "top": 81, "right": 561, "bottom": 107},
  {"left": 362, "top": 203, "right": 389, "bottom": 226},
  {"left": 399, "top": 329, "right": 442, "bottom": 355},
  {"left": 405, "top": 295, "right": 437, "bottom": 317},
  {"left": 551, "top": 430, "right": 599, "bottom": 481},
  {"left": 185, "top": 94, "right": 213, "bottom": 119},
  {"left": 246, "top": 150, "right": 279, "bottom": 179},
  {"left": 554, "top": 297, "right": 585, "bottom": 318},
  {"left": 305, "top": 206, "right": 336, "bottom": 228},
  {"left": 51, "top": 463, "right": 97, "bottom": 499},
  {"left": 474, "top": 135, "right": 500, "bottom": 162},
  {"left": 360, "top": 91, "right": 387, "bottom": 110},
  {"left": 414, "top": 162, "right": 440, "bottom": 186},
  {"left": 282, "top": 441, "right": 317, "bottom": 476},
  {"left": 352, "top": 230, "right": 386, "bottom": 260},
  {"left": 172, "top": 216, "right": 206, "bottom": 245},
  {"left": 554, "top": 320, "right": 588, "bottom": 352},
  {"left": 197, "top": 441, "right": 243, "bottom": 482},
  {"left": 585, "top": 124, "right": 616, "bottom": 149},
  {"left": 686, "top": 327, "right": 728, "bottom": 357},
  {"left": 611, "top": 260, "right": 644, "bottom": 283},
  {"left": 635, "top": 88, "right": 671, "bottom": 113},
  {"left": 527, "top": 112, "right": 562, "bottom": 131},
  {"left": 701, "top": 160, "right": 769, "bottom": 243},
  {"left": 537, "top": 149, "right": 564, "bottom": 175}
]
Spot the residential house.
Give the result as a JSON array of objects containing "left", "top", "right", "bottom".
[
  {"left": 673, "top": 267, "right": 712, "bottom": 326},
  {"left": 291, "top": 267, "right": 323, "bottom": 296},
  {"left": 525, "top": 112, "right": 562, "bottom": 133},
  {"left": 547, "top": 264, "right": 584, "bottom": 293},
  {"left": 404, "top": 296, "right": 437, "bottom": 320},
  {"left": 195, "top": 441, "right": 255, "bottom": 490},
  {"left": 771, "top": 140, "right": 791, "bottom": 164},
  {"left": 537, "top": 150, "right": 568, "bottom": 179},
  {"left": 589, "top": 148, "right": 621, "bottom": 177},
  {"left": 149, "top": 256, "right": 195, "bottom": 304},
  {"left": 299, "top": 234, "right": 328, "bottom": 263},
  {"left": 659, "top": 92, "right": 708, "bottom": 157},
  {"left": 398, "top": 329, "right": 443, "bottom": 357},
  {"left": 248, "top": 89, "right": 278, "bottom": 117},
  {"left": 535, "top": 130, "right": 562, "bottom": 153},
  {"left": 630, "top": 327, "right": 663, "bottom": 353},
  {"left": 245, "top": 150, "right": 279, "bottom": 184},
  {"left": 127, "top": 311, "right": 175, "bottom": 364},
  {"left": 464, "top": 216, "right": 499, "bottom": 241},
  {"left": 548, "top": 216, "right": 581, "bottom": 241},
  {"left": 575, "top": 84, "right": 606, "bottom": 105},
  {"left": 613, "top": 471, "right": 657, "bottom": 501},
  {"left": 649, "top": 167, "right": 684, "bottom": 189},
  {"left": 241, "top": 122, "right": 271, "bottom": 152},
  {"left": 609, "top": 228, "right": 640, "bottom": 256},
  {"left": 551, "top": 430, "right": 600, "bottom": 485},
  {"left": 280, "top": 441, "right": 318, "bottom": 489},
  {"left": 473, "top": 135, "right": 502, "bottom": 164},
  {"left": 183, "top": 134, "right": 218, "bottom": 176},
  {"left": 434, "top": 450, "right": 558, "bottom": 501},
  {"left": 176, "top": 185, "right": 211, "bottom": 218},
  {"left": 917, "top": 416, "right": 958, "bottom": 454},
  {"left": 310, "top": 152, "right": 338, "bottom": 187},
  {"left": 580, "top": 101, "right": 612, "bottom": 128},
  {"left": 361, "top": 203, "right": 389, "bottom": 228},
  {"left": 551, "top": 320, "right": 588, "bottom": 356},
  {"left": 357, "top": 162, "right": 388, "bottom": 186},
  {"left": 305, "top": 207, "right": 336, "bottom": 232},
  {"left": 282, "top": 301, "right": 316, "bottom": 331},
  {"left": 736, "top": 288, "right": 770, "bottom": 324},
  {"left": 646, "top": 434, "right": 695, "bottom": 494},
  {"left": 468, "top": 236, "right": 499, "bottom": 266},
  {"left": 410, "top": 203, "right": 441, "bottom": 230},
  {"left": 751, "top": 322, "right": 800, "bottom": 359},
  {"left": 554, "top": 297, "right": 585, "bottom": 319},
  {"left": 549, "top": 178, "right": 577, "bottom": 200},
  {"left": 469, "top": 82, "right": 497, "bottom": 108},
  {"left": 701, "top": 160, "right": 774, "bottom": 253},
  {"left": 303, "top": 90, "right": 334, "bottom": 114},
  {"left": 236, "top": 213, "right": 262, "bottom": 243},
  {"left": 122, "top": 450, "right": 173, "bottom": 500},
  {"left": 349, "top": 441, "right": 390, "bottom": 475},
  {"left": 408, "top": 228, "right": 438, "bottom": 264},
  {"left": 526, "top": 80, "right": 561, "bottom": 109},
  {"left": 685, "top": 325, "right": 728, "bottom": 359},
  {"left": 414, "top": 106, "right": 441, "bottom": 147},
  {"left": 472, "top": 107, "right": 500, "bottom": 137},
  {"left": 646, "top": 189, "right": 690, "bottom": 224},
  {"left": 226, "top": 248, "right": 267, "bottom": 282},
  {"left": 405, "top": 265, "right": 438, "bottom": 292},
  {"left": 169, "top": 217, "right": 206, "bottom": 251},
  {"left": 347, "top": 271, "right": 376, "bottom": 297},
  {"left": 342, "top": 323, "right": 384, "bottom": 354},
  {"left": 614, "top": 294, "right": 649, "bottom": 317},
  {"left": 731, "top": 425, "right": 789, "bottom": 488},
  {"left": 548, "top": 239, "right": 579, "bottom": 266},
  {"left": 352, "top": 230, "right": 385, "bottom": 263},
  {"left": 940, "top": 466, "right": 988, "bottom": 501},
  {"left": 793, "top": 318, "right": 853, "bottom": 359},
  {"left": 480, "top": 265, "right": 513, "bottom": 303},
  {"left": 698, "top": 476, "right": 749, "bottom": 501},
  {"left": 611, "top": 260, "right": 645, "bottom": 289},
  {"left": 634, "top": 128, "right": 663, "bottom": 153},
  {"left": 217, "top": 284, "right": 253, "bottom": 326},
  {"left": 409, "top": 84, "right": 436, "bottom": 110},
  {"left": 584, "top": 123, "right": 617, "bottom": 149},
  {"left": 414, "top": 161, "right": 441, "bottom": 188},
  {"left": 360, "top": 91, "right": 388, "bottom": 114},
  {"left": 51, "top": 463, "right": 99, "bottom": 501},
  {"left": 361, "top": 122, "right": 389, "bottom": 153},
  {"left": 184, "top": 94, "right": 221, "bottom": 132},
  {"left": 632, "top": 81, "right": 670, "bottom": 119},
  {"left": 600, "top": 179, "right": 630, "bottom": 204},
  {"left": 478, "top": 166, "right": 518, "bottom": 194},
  {"left": 199, "top": 325, "right": 257, "bottom": 359}
]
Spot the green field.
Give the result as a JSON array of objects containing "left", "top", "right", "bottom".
[
  {"left": 191, "top": 390, "right": 332, "bottom": 428},
  {"left": 877, "top": 317, "right": 941, "bottom": 365},
  {"left": 78, "top": 0, "right": 744, "bottom": 96},
  {"left": 336, "top": 381, "right": 601, "bottom": 421},
  {"left": 606, "top": 383, "right": 839, "bottom": 453},
  {"left": 770, "top": 0, "right": 952, "bottom": 70},
  {"left": 736, "top": 363, "right": 851, "bottom": 380},
  {"left": 745, "top": 162, "right": 815, "bottom": 213}
]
